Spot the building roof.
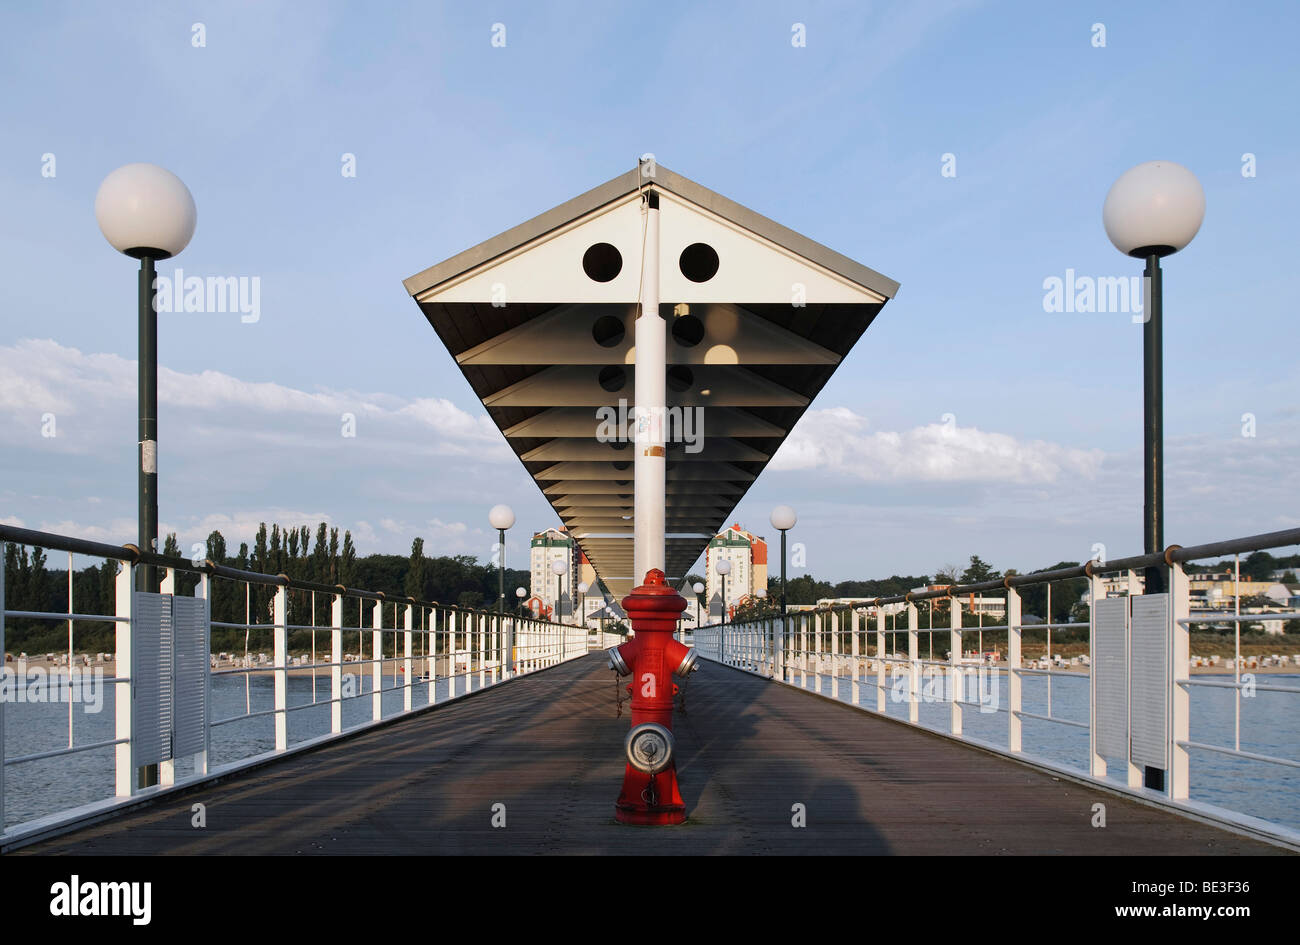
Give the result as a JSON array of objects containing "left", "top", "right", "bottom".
[{"left": 405, "top": 163, "right": 897, "bottom": 599}]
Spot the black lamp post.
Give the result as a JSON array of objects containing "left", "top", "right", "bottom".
[
  {"left": 95, "top": 163, "right": 197, "bottom": 595},
  {"left": 770, "top": 505, "right": 796, "bottom": 615},
  {"left": 1103, "top": 161, "right": 1205, "bottom": 595}
]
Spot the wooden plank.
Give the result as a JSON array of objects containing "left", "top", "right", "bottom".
[{"left": 14, "top": 654, "right": 1286, "bottom": 855}]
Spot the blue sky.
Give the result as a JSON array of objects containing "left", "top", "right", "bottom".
[{"left": 2, "top": 0, "right": 1297, "bottom": 584}]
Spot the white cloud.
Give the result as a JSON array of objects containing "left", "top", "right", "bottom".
[
  {"left": 0, "top": 338, "right": 504, "bottom": 455},
  {"left": 771, "top": 407, "right": 1104, "bottom": 483}
]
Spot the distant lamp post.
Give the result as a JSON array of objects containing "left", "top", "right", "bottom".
[
  {"left": 551, "top": 558, "right": 567, "bottom": 623},
  {"left": 770, "top": 505, "right": 797, "bottom": 615},
  {"left": 515, "top": 585, "right": 527, "bottom": 617},
  {"left": 95, "top": 164, "right": 197, "bottom": 595},
  {"left": 715, "top": 558, "right": 731, "bottom": 626},
  {"left": 1103, "top": 161, "right": 1204, "bottom": 595},
  {"left": 577, "top": 581, "right": 589, "bottom": 628},
  {"left": 488, "top": 504, "right": 515, "bottom": 615}
]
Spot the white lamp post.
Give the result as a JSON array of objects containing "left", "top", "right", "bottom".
[
  {"left": 515, "top": 585, "right": 527, "bottom": 617},
  {"left": 577, "top": 581, "right": 589, "bottom": 627},
  {"left": 95, "top": 164, "right": 197, "bottom": 595},
  {"left": 551, "top": 558, "right": 567, "bottom": 623},
  {"left": 488, "top": 504, "right": 515, "bottom": 615},
  {"left": 716, "top": 558, "right": 732, "bottom": 626},
  {"left": 1103, "top": 161, "right": 1204, "bottom": 595}
]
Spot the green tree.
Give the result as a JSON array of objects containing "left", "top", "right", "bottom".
[
  {"left": 960, "top": 555, "right": 999, "bottom": 584},
  {"left": 406, "top": 537, "right": 427, "bottom": 600},
  {"left": 340, "top": 531, "right": 357, "bottom": 586}
]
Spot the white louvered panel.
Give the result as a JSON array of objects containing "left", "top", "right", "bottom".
[
  {"left": 1093, "top": 597, "right": 1128, "bottom": 759},
  {"left": 1130, "top": 594, "right": 1169, "bottom": 770},
  {"left": 171, "top": 596, "right": 209, "bottom": 758},
  {"left": 132, "top": 591, "right": 173, "bottom": 766}
]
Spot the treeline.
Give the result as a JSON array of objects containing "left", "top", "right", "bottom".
[
  {"left": 2, "top": 524, "right": 529, "bottom": 656},
  {"left": 695, "top": 554, "right": 1091, "bottom": 628}
]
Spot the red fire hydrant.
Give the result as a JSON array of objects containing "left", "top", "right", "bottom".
[{"left": 607, "top": 569, "right": 698, "bottom": 825}]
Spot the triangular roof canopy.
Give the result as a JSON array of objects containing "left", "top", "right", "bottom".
[{"left": 405, "top": 164, "right": 898, "bottom": 599}]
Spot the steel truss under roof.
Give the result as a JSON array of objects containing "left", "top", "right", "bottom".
[{"left": 405, "top": 164, "right": 898, "bottom": 599}]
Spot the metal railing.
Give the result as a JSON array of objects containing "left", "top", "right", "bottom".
[
  {"left": 0, "top": 524, "right": 585, "bottom": 847},
  {"left": 694, "top": 527, "right": 1300, "bottom": 847}
]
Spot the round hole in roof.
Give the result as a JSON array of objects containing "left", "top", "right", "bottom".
[
  {"left": 592, "top": 314, "right": 625, "bottom": 347},
  {"left": 598, "top": 366, "right": 626, "bottom": 392},
  {"left": 667, "top": 365, "right": 694, "bottom": 393},
  {"left": 672, "top": 313, "right": 704, "bottom": 347},
  {"left": 679, "top": 242, "right": 719, "bottom": 282},
  {"left": 583, "top": 242, "right": 623, "bottom": 282}
]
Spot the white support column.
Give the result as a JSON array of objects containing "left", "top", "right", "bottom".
[
  {"left": 403, "top": 603, "right": 414, "bottom": 712},
  {"left": 273, "top": 583, "right": 288, "bottom": 751},
  {"left": 1169, "top": 562, "right": 1190, "bottom": 800},
  {"left": 371, "top": 599, "right": 383, "bottom": 721},
  {"left": 633, "top": 188, "right": 664, "bottom": 585},
  {"left": 330, "top": 594, "right": 343, "bottom": 734},
  {"left": 907, "top": 601, "right": 919, "bottom": 724},
  {"left": 114, "top": 562, "right": 134, "bottom": 796},
  {"left": 949, "top": 595, "right": 963, "bottom": 736},
  {"left": 875, "top": 608, "right": 886, "bottom": 713},
  {"left": 1007, "top": 587, "right": 1023, "bottom": 754},
  {"left": 158, "top": 568, "right": 176, "bottom": 787}
]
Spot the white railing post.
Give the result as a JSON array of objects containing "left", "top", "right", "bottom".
[
  {"left": 0, "top": 549, "right": 6, "bottom": 830},
  {"left": 274, "top": 582, "right": 288, "bottom": 751},
  {"left": 1170, "top": 561, "right": 1190, "bottom": 800},
  {"left": 949, "top": 594, "right": 963, "bottom": 736},
  {"left": 478, "top": 613, "right": 486, "bottom": 689},
  {"left": 113, "top": 566, "right": 133, "bottom": 795},
  {"left": 875, "top": 607, "right": 886, "bottom": 713},
  {"left": 1008, "top": 586, "right": 1022, "bottom": 754},
  {"left": 427, "top": 607, "right": 438, "bottom": 704},
  {"left": 194, "top": 572, "right": 211, "bottom": 777},
  {"left": 1086, "top": 574, "right": 1103, "bottom": 776},
  {"left": 403, "top": 603, "right": 414, "bottom": 712},
  {"left": 115, "top": 561, "right": 135, "bottom": 796},
  {"left": 813, "top": 613, "right": 822, "bottom": 693},
  {"left": 851, "top": 610, "right": 861, "bottom": 706},
  {"left": 448, "top": 610, "right": 458, "bottom": 697},
  {"left": 830, "top": 610, "right": 840, "bottom": 699},
  {"left": 330, "top": 593, "right": 343, "bottom": 734},
  {"left": 775, "top": 614, "right": 786, "bottom": 682},
  {"left": 907, "top": 601, "right": 919, "bottom": 724},
  {"left": 158, "top": 568, "right": 176, "bottom": 786},
  {"left": 799, "top": 614, "right": 808, "bottom": 689},
  {"left": 1125, "top": 569, "right": 1143, "bottom": 789},
  {"left": 372, "top": 599, "right": 385, "bottom": 719}
]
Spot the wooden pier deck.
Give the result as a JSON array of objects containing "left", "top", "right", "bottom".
[{"left": 17, "top": 653, "right": 1285, "bottom": 855}]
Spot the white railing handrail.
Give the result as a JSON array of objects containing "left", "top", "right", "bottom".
[
  {"left": 694, "top": 527, "right": 1300, "bottom": 849},
  {"left": 1, "top": 523, "right": 585, "bottom": 848}
]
